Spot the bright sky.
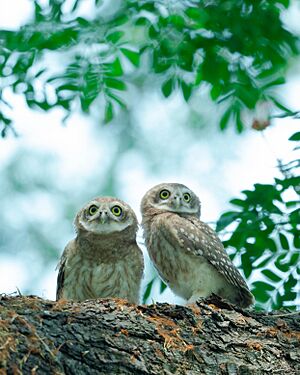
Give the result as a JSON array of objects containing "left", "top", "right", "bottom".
[{"left": 0, "top": 0, "right": 299, "bottom": 303}]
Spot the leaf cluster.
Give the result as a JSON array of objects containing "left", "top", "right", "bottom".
[
  {"left": 0, "top": 0, "right": 299, "bottom": 135},
  {"left": 216, "top": 132, "right": 300, "bottom": 310}
]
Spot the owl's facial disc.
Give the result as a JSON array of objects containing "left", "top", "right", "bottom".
[
  {"left": 79, "top": 201, "right": 132, "bottom": 234},
  {"left": 153, "top": 186, "right": 199, "bottom": 215}
]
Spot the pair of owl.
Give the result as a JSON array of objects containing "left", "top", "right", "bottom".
[{"left": 56, "top": 183, "right": 254, "bottom": 308}]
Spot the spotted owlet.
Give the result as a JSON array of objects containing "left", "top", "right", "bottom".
[
  {"left": 141, "top": 183, "right": 254, "bottom": 308},
  {"left": 56, "top": 197, "right": 144, "bottom": 304}
]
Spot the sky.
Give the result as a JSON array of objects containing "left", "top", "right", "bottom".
[{"left": 0, "top": 0, "right": 299, "bottom": 304}]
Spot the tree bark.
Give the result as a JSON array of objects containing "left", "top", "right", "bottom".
[{"left": 0, "top": 295, "right": 299, "bottom": 374}]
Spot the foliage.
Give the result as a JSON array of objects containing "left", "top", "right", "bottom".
[
  {"left": 216, "top": 131, "right": 300, "bottom": 310},
  {"left": 0, "top": 0, "right": 299, "bottom": 135}
]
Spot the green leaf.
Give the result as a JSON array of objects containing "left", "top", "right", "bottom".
[
  {"left": 210, "top": 84, "right": 222, "bottom": 101},
  {"left": 168, "top": 14, "right": 185, "bottom": 29},
  {"left": 120, "top": 48, "right": 140, "bottom": 67},
  {"left": 106, "top": 31, "right": 125, "bottom": 44},
  {"left": 104, "top": 78, "right": 127, "bottom": 91},
  {"left": 266, "top": 238, "right": 277, "bottom": 253},
  {"left": 143, "top": 279, "right": 154, "bottom": 303},
  {"left": 274, "top": 253, "right": 290, "bottom": 272},
  {"left": 241, "top": 253, "right": 253, "bottom": 278},
  {"left": 252, "top": 281, "right": 275, "bottom": 303},
  {"left": 290, "top": 252, "right": 300, "bottom": 266},
  {"left": 271, "top": 98, "right": 294, "bottom": 114},
  {"left": 261, "top": 76, "right": 285, "bottom": 90},
  {"left": 230, "top": 198, "right": 246, "bottom": 207},
  {"left": 104, "top": 58, "right": 123, "bottom": 77},
  {"left": 216, "top": 211, "right": 240, "bottom": 232},
  {"left": 279, "top": 233, "right": 289, "bottom": 250},
  {"left": 181, "top": 80, "right": 192, "bottom": 101},
  {"left": 289, "top": 132, "right": 300, "bottom": 141},
  {"left": 281, "top": 274, "right": 297, "bottom": 303},
  {"left": 104, "top": 101, "right": 113, "bottom": 124},
  {"left": 293, "top": 235, "right": 300, "bottom": 249},
  {"left": 235, "top": 109, "right": 244, "bottom": 133},
  {"left": 160, "top": 281, "right": 167, "bottom": 293},
  {"left": 219, "top": 107, "right": 232, "bottom": 131},
  {"left": 107, "top": 92, "right": 126, "bottom": 109},
  {"left": 290, "top": 208, "right": 300, "bottom": 223},
  {"left": 262, "top": 269, "right": 281, "bottom": 282},
  {"left": 71, "top": 0, "right": 81, "bottom": 12},
  {"left": 161, "top": 78, "right": 173, "bottom": 98},
  {"left": 286, "top": 200, "right": 300, "bottom": 208}
]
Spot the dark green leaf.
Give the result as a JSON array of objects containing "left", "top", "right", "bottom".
[
  {"left": 210, "top": 85, "right": 222, "bottom": 101},
  {"left": 143, "top": 279, "right": 155, "bottom": 303},
  {"left": 161, "top": 78, "right": 173, "bottom": 98},
  {"left": 216, "top": 211, "right": 240, "bottom": 232},
  {"left": 235, "top": 109, "right": 243, "bottom": 133},
  {"left": 104, "top": 101, "right": 113, "bottom": 123},
  {"left": 271, "top": 98, "right": 294, "bottom": 114},
  {"left": 230, "top": 198, "right": 246, "bottom": 207},
  {"left": 106, "top": 31, "right": 125, "bottom": 44},
  {"left": 262, "top": 77, "right": 285, "bottom": 89},
  {"left": 266, "top": 238, "right": 277, "bottom": 253},
  {"left": 252, "top": 281, "right": 274, "bottom": 303},
  {"left": 71, "top": 0, "right": 81, "bottom": 12},
  {"left": 274, "top": 253, "right": 290, "bottom": 272},
  {"left": 219, "top": 107, "right": 232, "bottom": 131},
  {"left": 290, "top": 252, "right": 300, "bottom": 266},
  {"left": 104, "top": 58, "right": 123, "bottom": 77},
  {"left": 241, "top": 252, "right": 252, "bottom": 278},
  {"left": 293, "top": 235, "right": 300, "bottom": 249},
  {"left": 104, "top": 78, "right": 127, "bottom": 91},
  {"left": 107, "top": 92, "right": 126, "bottom": 109},
  {"left": 262, "top": 269, "right": 281, "bottom": 282},
  {"left": 181, "top": 81, "right": 192, "bottom": 101},
  {"left": 120, "top": 48, "right": 140, "bottom": 67},
  {"left": 279, "top": 233, "right": 289, "bottom": 250},
  {"left": 289, "top": 132, "right": 300, "bottom": 141},
  {"left": 160, "top": 281, "right": 167, "bottom": 293}
]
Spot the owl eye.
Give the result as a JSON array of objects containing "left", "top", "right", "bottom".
[
  {"left": 159, "top": 189, "right": 170, "bottom": 200},
  {"left": 111, "top": 205, "right": 123, "bottom": 217},
  {"left": 89, "top": 205, "right": 98, "bottom": 215},
  {"left": 183, "top": 193, "right": 191, "bottom": 202}
]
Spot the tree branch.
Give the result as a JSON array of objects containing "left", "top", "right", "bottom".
[{"left": 0, "top": 295, "right": 299, "bottom": 374}]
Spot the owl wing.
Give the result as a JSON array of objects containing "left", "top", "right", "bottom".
[
  {"left": 55, "top": 240, "right": 74, "bottom": 300},
  {"left": 160, "top": 214, "right": 254, "bottom": 305}
]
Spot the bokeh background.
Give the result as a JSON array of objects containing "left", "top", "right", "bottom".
[{"left": 0, "top": 0, "right": 299, "bottom": 308}]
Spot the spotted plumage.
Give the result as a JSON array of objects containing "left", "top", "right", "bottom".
[
  {"left": 56, "top": 197, "right": 144, "bottom": 304},
  {"left": 141, "top": 183, "right": 254, "bottom": 308}
]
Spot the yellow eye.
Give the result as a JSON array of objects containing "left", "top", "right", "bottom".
[
  {"left": 111, "top": 205, "right": 122, "bottom": 217},
  {"left": 183, "top": 193, "right": 191, "bottom": 202},
  {"left": 89, "top": 205, "right": 98, "bottom": 215},
  {"left": 159, "top": 189, "right": 170, "bottom": 200}
]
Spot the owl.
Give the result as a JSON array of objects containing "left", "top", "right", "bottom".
[
  {"left": 56, "top": 197, "right": 144, "bottom": 304},
  {"left": 141, "top": 183, "right": 254, "bottom": 308}
]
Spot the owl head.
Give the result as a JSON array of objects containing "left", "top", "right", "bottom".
[
  {"left": 141, "top": 183, "right": 201, "bottom": 217},
  {"left": 75, "top": 197, "right": 138, "bottom": 236}
]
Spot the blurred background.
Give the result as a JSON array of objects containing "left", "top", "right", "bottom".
[{"left": 0, "top": 0, "right": 299, "bottom": 309}]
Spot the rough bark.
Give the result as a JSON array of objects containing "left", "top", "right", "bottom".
[{"left": 0, "top": 295, "right": 299, "bottom": 375}]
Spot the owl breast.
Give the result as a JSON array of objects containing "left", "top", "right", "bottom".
[
  {"left": 62, "top": 251, "right": 142, "bottom": 303},
  {"left": 149, "top": 231, "right": 230, "bottom": 301}
]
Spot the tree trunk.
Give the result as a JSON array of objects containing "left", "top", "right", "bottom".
[{"left": 0, "top": 295, "right": 299, "bottom": 374}]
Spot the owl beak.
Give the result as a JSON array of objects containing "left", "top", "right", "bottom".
[
  {"left": 99, "top": 212, "right": 109, "bottom": 224},
  {"left": 172, "top": 196, "right": 181, "bottom": 209}
]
